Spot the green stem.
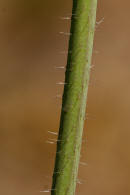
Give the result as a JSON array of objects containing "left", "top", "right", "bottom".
[{"left": 51, "top": 0, "right": 97, "bottom": 194}]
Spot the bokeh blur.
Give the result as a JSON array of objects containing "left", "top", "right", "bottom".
[{"left": 0, "top": 0, "right": 130, "bottom": 194}]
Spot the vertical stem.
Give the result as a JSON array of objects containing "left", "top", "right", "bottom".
[{"left": 52, "top": 0, "right": 97, "bottom": 194}]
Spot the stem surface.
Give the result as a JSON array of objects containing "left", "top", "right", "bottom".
[{"left": 52, "top": 0, "right": 97, "bottom": 194}]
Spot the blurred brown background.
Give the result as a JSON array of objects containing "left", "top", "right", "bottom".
[{"left": 0, "top": 0, "right": 130, "bottom": 194}]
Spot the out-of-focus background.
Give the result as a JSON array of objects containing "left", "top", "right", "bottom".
[{"left": 0, "top": 0, "right": 130, "bottom": 194}]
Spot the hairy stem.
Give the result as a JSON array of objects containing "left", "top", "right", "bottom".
[{"left": 51, "top": 0, "right": 97, "bottom": 194}]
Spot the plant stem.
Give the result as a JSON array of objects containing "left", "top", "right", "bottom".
[{"left": 51, "top": 0, "right": 97, "bottom": 194}]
